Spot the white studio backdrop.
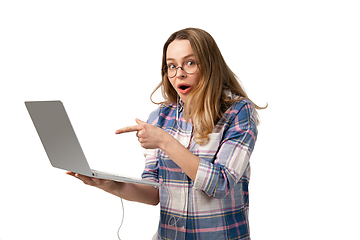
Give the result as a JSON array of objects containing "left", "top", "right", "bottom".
[{"left": 1, "top": 1, "right": 359, "bottom": 239}]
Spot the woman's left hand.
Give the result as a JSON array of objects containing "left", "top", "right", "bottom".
[{"left": 115, "top": 118, "right": 168, "bottom": 149}]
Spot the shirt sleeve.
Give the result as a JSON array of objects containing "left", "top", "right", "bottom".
[
  {"left": 193, "top": 100, "right": 258, "bottom": 199},
  {"left": 141, "top": 107, "right": 161, "bottom": 186}
]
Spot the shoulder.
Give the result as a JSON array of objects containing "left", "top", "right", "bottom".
[
  {"left": 224, "top": 90, "right": 255, "bottom": 115},
  {"left": 146, "top": 102, "right": 177, "bottom": 126},
  {"left": 230, "top": 98, "right": 253, "bottom": 111},
  {"left": 226, "top": 98, "right": 257, "bottom": 130}
]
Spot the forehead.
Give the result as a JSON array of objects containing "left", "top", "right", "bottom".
[{"left": 166, "top": 40, "right": 194, "bottom": 60}]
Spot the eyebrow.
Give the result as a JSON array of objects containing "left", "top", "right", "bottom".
[{"left": 166, "top": 54, "right": 195, "bottom": 61}]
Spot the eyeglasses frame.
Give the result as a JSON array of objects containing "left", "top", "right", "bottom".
[{"left": 162, "top": 61, "right": 200, "bottom": 78}]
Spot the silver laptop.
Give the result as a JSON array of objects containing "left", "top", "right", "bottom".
[{"left": 25, "top": 100, "right": 161, "bottom": 187}]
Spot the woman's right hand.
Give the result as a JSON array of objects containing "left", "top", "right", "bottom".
[
  {"left": 66, "top": 171, "right": 114, "bottom": 192},
  {"left": 66, "top": 171, "right": 159, "bottom": 205}
]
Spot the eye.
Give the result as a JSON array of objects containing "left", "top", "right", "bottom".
[
  {"left": 167, "top": 64, "right": 176, "bottom": 69},
  {"left": 186, "top": 60, "right": 196, "bottom": 66}
]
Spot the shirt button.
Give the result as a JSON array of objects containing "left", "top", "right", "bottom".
[{"left": 181, "top": 226, "right": 185, "bottom": 230}]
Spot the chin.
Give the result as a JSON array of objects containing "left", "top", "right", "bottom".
[{"left": 179, "top": 95, "right": 187, "bottom": 103}]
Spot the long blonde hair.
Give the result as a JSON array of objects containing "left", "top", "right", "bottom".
[{"left": 151, "top": 28, "right": 266, "bottom": 145}]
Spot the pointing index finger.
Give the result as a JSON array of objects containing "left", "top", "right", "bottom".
[{"left": 115, "top": 125, "right": 141, "bottom": 134}]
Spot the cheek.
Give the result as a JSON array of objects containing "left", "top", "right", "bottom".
[
  {"left": 192, "top": 74, "right": 201, "bottom": 87},
  {"left": 169, "top": 78, "right": 176, "bottom": 89}
]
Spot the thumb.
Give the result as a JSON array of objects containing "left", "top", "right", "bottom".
[{"left": 135, "top": 118, "right": 146, "bottom": 124}]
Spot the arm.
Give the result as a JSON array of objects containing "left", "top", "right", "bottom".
[
  {"left": 66, "top": 172, "right": 159, "bottom": 206},
  {"left": 116, "top": 100, "right": 257, "bottom": 199},
  {"left": 160, "top": 134, "right": 200, "bottom": 181},
  {"left": 193, "top": 101, "right": 257, "bottom": 199}
]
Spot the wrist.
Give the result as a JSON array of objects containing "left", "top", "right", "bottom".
[{"left": 159, "top": 131, "right": 173, "bottom": 152}]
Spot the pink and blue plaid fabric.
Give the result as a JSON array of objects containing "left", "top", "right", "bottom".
[{"left": 142, "top": 96, "right": 258, "bottom": 240}]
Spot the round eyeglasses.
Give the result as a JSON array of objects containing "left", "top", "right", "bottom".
[{"left": 163, "top": 60, "right": 199, "bottom": 78}]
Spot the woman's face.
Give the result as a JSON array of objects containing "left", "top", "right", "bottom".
[{"left": 166, "top": 39, "right": 201, "bottom": 103}]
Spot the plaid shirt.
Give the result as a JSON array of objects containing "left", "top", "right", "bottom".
[{"left": 142, "top": 94, "right": 257, "bottom": 240}]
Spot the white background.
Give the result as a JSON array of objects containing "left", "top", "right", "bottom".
[{"left": 1, "top": 0, "right": 359, "bottom": 239}]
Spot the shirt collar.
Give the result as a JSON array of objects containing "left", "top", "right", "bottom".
[{"left": 177, "top": 97, "right": 184, "bottom": 112}]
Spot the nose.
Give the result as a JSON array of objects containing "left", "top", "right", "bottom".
[{"left": 175, "top": 66, "right": 187, "bottom": 78}]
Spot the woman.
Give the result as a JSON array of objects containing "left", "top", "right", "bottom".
[{"left": 68, "top": 28, "right": 265, "bottom": 239}]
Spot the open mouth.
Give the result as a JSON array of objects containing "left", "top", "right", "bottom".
[
  {"left": 178, "top": 84, "right": 191, "bottom": 94},
  {"left": 180, "top": 85, "right": 190, "bottom": 90}
]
